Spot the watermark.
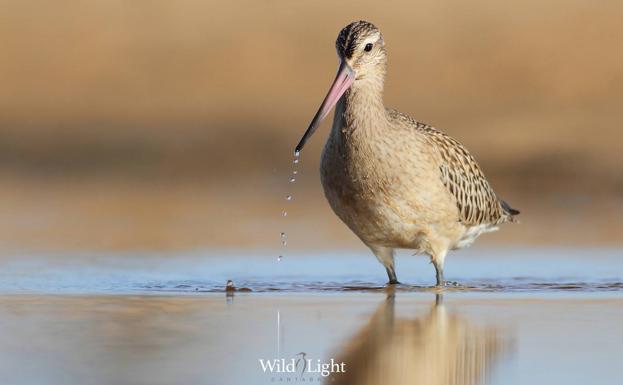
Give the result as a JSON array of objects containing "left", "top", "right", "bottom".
[
  {"left": 259, "top": 352, "right": 346, "bottom": 382},
  {"left": 261, "top": 312, "right": 346, "bottom": 382}
]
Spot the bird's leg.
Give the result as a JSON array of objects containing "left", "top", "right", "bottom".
[
  {"left": 432, "top": 254, "right": 461, "bottom": 287},
  {"left": 369, "top": 245, "right": 400, "bottom": 285},
  {"left": 430, "top": 248, "right": 448, "bottom": 287},
  {"left": 433, "top": 260, "right": 445, "bottom": 287},
  {"left": 386, "top": 266, "right": 399, "bottom": 285}
]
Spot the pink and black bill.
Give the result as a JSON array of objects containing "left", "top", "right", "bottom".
[{"left": 295, "top": 61, "right": 355, "bottom": 154}]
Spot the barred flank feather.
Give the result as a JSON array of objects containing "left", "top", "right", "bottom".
[{"left": 387, "top": 109, "right": 519, "bottom": 226}]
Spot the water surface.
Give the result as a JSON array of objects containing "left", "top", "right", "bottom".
[
  {"left": 0, "top": 247, "right": 620, "bottom": 294},
  {"left": 0, "top": 248, "right": 621, "bottom": 385}
]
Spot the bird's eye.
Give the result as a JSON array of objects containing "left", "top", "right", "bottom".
[{"left": 364, "top": 43, "right": 373, "bottom": 52}]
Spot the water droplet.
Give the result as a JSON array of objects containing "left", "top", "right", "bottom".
[
  {"left": 286, "top": 195, "right": 292, "bottom": 201},
  {"left": 282, "top": 211, "right": 288, "bottom": 217},
  {"left": 289, "top": 177, "right": 296, "bottom": 183},
  {"left": 277, "top": 255, "right": 283, "bottom": 262},
  {"left": 292, "top": 170, "right": 298, "bottom": 175},
  {"left": 294, "top": 150, "right": 300, "bottom": 157},
  {"left": 280, "top": 232, "right": 287, "bottom": 239},
  {"left": 293, "top": 159, "right": 299, "bottom": 164},
  {"left": 282, "top": 240, "right": 287, "bottom": 246}
]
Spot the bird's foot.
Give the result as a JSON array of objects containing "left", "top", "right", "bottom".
[
  {"left": 387, "top": 279, "right": 401, "bottom": 285},
  {"left": 435, "top": 280, "right": 462, "bottom": 288}
]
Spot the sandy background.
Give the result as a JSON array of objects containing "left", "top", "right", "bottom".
[{"left": 1, "top": 0, "right": 621, "bottom": 251}]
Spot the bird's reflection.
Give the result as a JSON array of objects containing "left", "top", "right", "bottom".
[{"left": 330, "top": 289, "right": 506, "bottom": 385}]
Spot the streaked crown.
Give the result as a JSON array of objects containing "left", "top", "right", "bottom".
[{"left": 336, "top": 21, "right": 381, "bottom": 59}]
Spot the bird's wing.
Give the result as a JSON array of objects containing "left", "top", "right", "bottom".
[
  {"left": 431, "top": 131, "right": 507, "bottom": 225},
  {"left": 387, "top": 109, "right": 516, "bottom": 225}
]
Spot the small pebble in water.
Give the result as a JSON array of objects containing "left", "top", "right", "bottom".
[
  {"left": 286, "top": 195, "right": 292, "bottom": 201},
  {"left": 225, "top": 280, "right": 235, "bottom": 292},
  {"left": 282, "top": 211, "right": 288, "bottom": 217}
]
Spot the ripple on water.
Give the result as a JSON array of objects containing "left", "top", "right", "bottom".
[
  {"left": 134, "top": 279, "right": 623, "bottom": 294},
  {"left": 1, "top": 249, "right": 621, "bottom": 295}
]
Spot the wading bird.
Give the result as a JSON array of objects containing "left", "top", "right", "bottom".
[{"left": 295, "top": 21, "right": 519, "bottom": 286}]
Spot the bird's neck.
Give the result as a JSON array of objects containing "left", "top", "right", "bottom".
[{"left": 333, "top": 76, "right": 386, "bottom": 137}]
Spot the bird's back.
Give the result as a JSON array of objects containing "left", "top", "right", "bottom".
[{"left": 386, "top": 108, "right": 519, "bottom": 227}]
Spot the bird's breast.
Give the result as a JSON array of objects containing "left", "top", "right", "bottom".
[
  {"left": 319, "top": 119, "right": 466, "bottom": 249},
  {"left": 319, "top": 127, "right": 425, "bottom": 246}
]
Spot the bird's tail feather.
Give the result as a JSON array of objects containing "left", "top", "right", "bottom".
[{"left": 500, "top": 199, "right": 520, "bottom": 222}]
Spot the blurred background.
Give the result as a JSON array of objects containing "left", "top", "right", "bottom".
[{"left": 1, "top": 0, "right": 621, "bottom": 252}]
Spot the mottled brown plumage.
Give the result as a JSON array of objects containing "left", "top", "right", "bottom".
[
  {"left": 387, "top": 109, "right": 517, "bottom": 226},
  {"left": 296, "top": 21, "right": 519, "bottom": 286}
]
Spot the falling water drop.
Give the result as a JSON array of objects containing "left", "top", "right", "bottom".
[{"left": 279, "top": 152, "right": 301, "bottom": 263}]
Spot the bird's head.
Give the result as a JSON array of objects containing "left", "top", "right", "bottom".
[
  {"left": 295, "top": 21, "right": 386, "bottom": 153},
  {"left": 335, "top": 21, "right": 387, "bottom": 82}
]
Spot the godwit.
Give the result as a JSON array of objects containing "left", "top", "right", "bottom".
[{"left": 295, "top": 21, "right": 519, "bottom": 286}]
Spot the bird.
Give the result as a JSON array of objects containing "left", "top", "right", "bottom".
[{"left": 295, "top": 21, "right": 519, "bottom": 287}]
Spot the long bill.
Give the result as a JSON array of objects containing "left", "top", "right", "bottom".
[{"left": 295, "top": 61, "right": 355, "bottom": 154}]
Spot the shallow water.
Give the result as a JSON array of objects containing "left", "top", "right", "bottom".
[
  {"left": 0, "top": 247, "right": 621, "bottom": 294},
  {"left": 0, "top": 293, "right": 621, "bottom": 385},
  {"left": 0, "top": 248, "right": 621, "bottom": 385}
]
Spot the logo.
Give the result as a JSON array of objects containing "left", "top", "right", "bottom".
[
  {"left": 259, "top": 311, "right": 346, "bottom": 382},
  {"left": 259, "top": 352, "right": 346, "bottom": 380}
]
